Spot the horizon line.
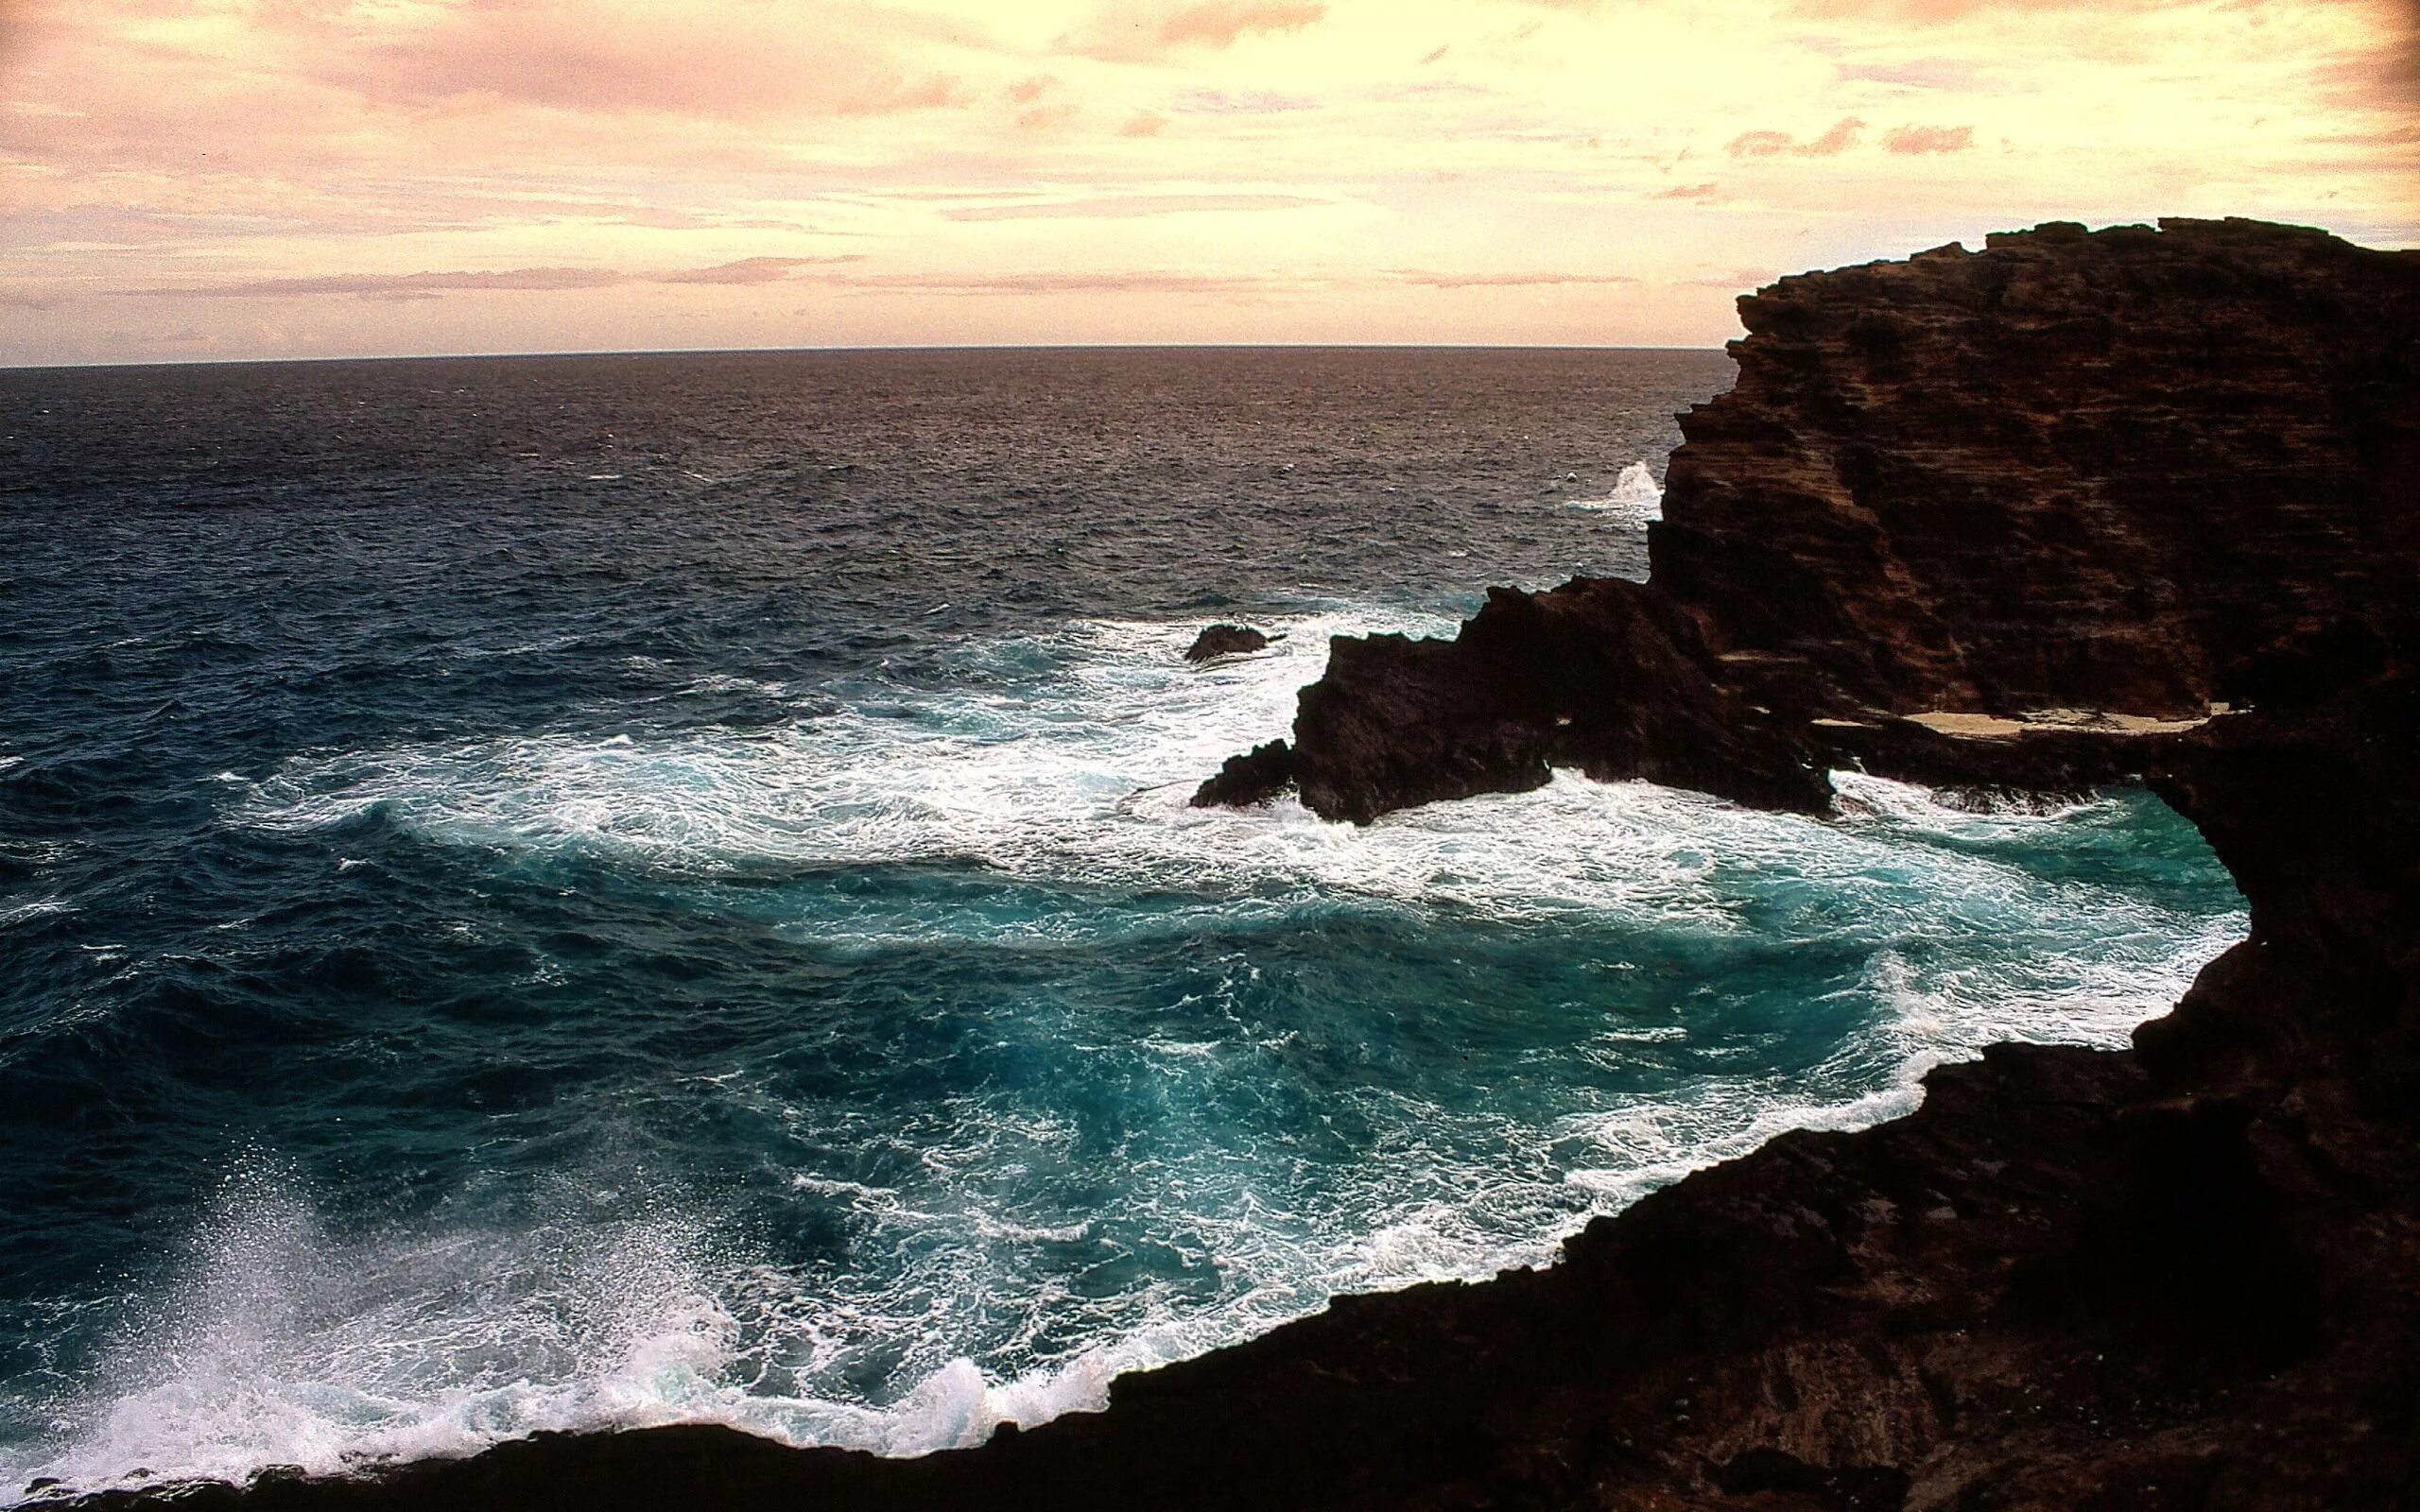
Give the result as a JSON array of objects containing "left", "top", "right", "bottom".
[{"left": 0, "top": 339, "right": 1733, "bottom": 377}]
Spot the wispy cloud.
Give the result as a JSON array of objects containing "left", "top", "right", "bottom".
[
  {"left": 826, "top": 270, "right": 1304, "bottom": 296},
  {"left": 1159, "top": 1, "right": 1326, "bottom": 48},
  {"left": 1789, "top": 0, "right": 2181, "bottom": 18},
  {"left": 942, "top": 194, "right": 1325, "bottom": 220},
  {"left": 1728, "top": 116, "right": 1866, "bottom": 159},
  {"left": 1651, "top": 182, "right": 1722, "bottom": 200},
  {"left": 1386, "top": 270, "right": 1638, "bottom": 288},
  {"left": 1834, "top": 58, "right": 1998, "bottom": 92},
  {"left": 136, "top": 257, "right": 865, "bottom": 300},
  {"left": 1685, "top": 267, "right": 1775, "bottom": 289},
  {"left": 654, "top": 256, "right": 866, "bottom": 284},
  {"left": 1173, "top": 89, "right": 1321, "bottom": 113},
  {"left": 1882, "top": 123, "right": 1975, "bottom": 153},
  {"left": 1060, "top": 0, "right": 1325, "bottom": 62},
  {"left": 320, "top": 6, "right": 971, "bottom": 121}
]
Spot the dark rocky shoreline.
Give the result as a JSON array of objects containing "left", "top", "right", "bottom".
[{"left": 64, "top": 218, "right": 2420, "bottom": 1510}]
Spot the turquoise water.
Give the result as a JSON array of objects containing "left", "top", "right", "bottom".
[{"left": 0, "top": 351, "right": 2244, "bottom": 1500}]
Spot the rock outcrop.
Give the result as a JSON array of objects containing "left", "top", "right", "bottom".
[
  {"left": 1201, "top": 217, "right": 2420, "bottom": 821},
  {"left": 1183, "top": 623, "right": 1273, "bottom": 662},
  {"left": 1189, "top": 737, "right": 1293, "bottom": 807},
  {"left": 1287, "top": 582, "right": 1832, "bottom": 821},
  {"left": 68, "top": 218, "right": 2420, "bottom": 1512}
]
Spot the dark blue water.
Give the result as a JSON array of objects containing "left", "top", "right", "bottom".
[{"left": 0, "top": 350, "right": 2242, "bottom": 1499}]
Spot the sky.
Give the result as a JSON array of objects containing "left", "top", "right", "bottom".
[{"left": 2, "top": 0, "right": 2415, "bottom": 364}]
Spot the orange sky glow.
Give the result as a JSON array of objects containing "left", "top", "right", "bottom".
[{"left": 3, "top": 0, "right": 2415, "bottom": 364}]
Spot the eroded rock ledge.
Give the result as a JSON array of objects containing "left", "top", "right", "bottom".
[{"left": 70, "top": 219, "right": 2420, "bottom": 1511}]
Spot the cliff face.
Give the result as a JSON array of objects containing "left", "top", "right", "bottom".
[
  {"left": 1201, "top": 218, "right": 2420, "bottom": 823},
  {"left": 1661, "top": 219, "right": 2420, "bottom": 720},
  {"left": 70, "top": 219, "right": 2420, "bottom": 1512}
]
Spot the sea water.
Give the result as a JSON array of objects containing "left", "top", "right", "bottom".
[{"left": 0, "top": 349, "right": 2243, "bottom": 1501}]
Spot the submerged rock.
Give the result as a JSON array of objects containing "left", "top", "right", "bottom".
[{"left": 1183, "top": 624, "right": 1273, "bottom": 662}]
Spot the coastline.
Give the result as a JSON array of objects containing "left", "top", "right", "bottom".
[{"left": 61, "top": 217, "right": 2420, "bottom": 1510}]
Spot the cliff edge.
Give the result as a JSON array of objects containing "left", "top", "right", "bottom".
[{"left": 1199, "top": 216, "right": 2419, "bottom": 821}]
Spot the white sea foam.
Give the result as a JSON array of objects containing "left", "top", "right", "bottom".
[
  {"left": 9, "top": 885, "right": 2234, "bottom": 1503},
  {"left": 8, "top": 609, "right": 2245, "bottom": 1503},
  {"left": 1564, "top": 460, "right": 1664, "bottom": 524},
  {"left": 234, "top": 608, "right": 1887, "bottom": 942},
  {"left": 0, "top": 897, "right": 74, "bottom": 930}
]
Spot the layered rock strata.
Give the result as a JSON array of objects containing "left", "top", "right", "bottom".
[{"left": 68, "top": 218, "right": 2420, "bottom": 1511}]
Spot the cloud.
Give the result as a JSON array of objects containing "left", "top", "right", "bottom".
[
  {"left": 1007, "top": 78, "right": 1080, "bottom": 131},
  {"left": 2307, "top": 13, "right": 2420, "bottom": 115},
  {"left": 1651, "top": 182, "right": 1722, "bottom": 200},
  {"left": 1685, "top": 268, "right": 1774, "bottom": 288},
  {"left": 1882, "top": 123, "right": 1976, "bottom": 153},
  {"left": 1787, "top": 0, "right": 2181, "bottom": 18},
  {"left": 136, "top": 257, "right": 864, "bottom": 300},
  {"left": 1120, "top": 111, "right": 1170, "bottom": 136},
  {"left": 1834, "top": 58, "right": 1997, "bottom": 92},
  {"left": 1725, "top": 129, "right": 1795, "bottom": 159},
  {"left": 1727, "top": 116, "right": 1866, "bottom": 158},
  {"left": 1158, "top": 1, "right": 1325, "bottom": 48},
  {"left": 317, "top": 4, "right": 970, "bottom": 121},
  {"left": 942, "top": 194, "right": 1326, "bottom": 220},
  {"left": 826, "top": 270, "right": 1301, "bottom": 296},
  {"left": 2309, "top": 123, "right": 2420, "bottom": 146},
  {"left": 1061, "top": 1, "right": 1325, "bottom": 62},
  {"left": 1386, "top": 270, "right": 1638, "bottom": 288},
  {"left": 654, "top": 256, "right": 864, "bottom": 284},
  {"left": 1173, "top": 89, "right": 1320, "bottom": 113}
]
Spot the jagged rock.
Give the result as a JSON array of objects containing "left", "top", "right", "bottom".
[
  {"left": 1183, "top": 624, "right": 1272, "bottom": 662},
  {"left": 1205, "top": 216, "right": 2420, "bottom": 823},
  {"left": 1654, "top": 217, "right": 2420, "bottom": 722},
  {"left": 1189, "top": 739, "right": 1292, "bottom": 808},
  {"left": 1288, "top": 581, "right": 1830, "bottom": 822}
]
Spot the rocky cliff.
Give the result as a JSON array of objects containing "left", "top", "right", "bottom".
[
  {"left": 1200, "top": 217, "right": 2420, "bottom": 822},
  {"left": 67, "top": 219, "right": 2420, "bottom": 1511}
]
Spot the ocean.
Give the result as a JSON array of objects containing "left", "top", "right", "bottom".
[{"left": 0, "top": 348, "right": 2243, "bottom": 1501}]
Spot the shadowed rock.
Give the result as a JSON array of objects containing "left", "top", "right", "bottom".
[
  {"left": 1183, "top": 624, "right": 1272, "bottom": 662},
  {"left": 1202, "top": 216, "right": 2420, "bottom": 822},
  {"left": 1189, "top": 738, "right": 1292, "bottom": 807}
]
